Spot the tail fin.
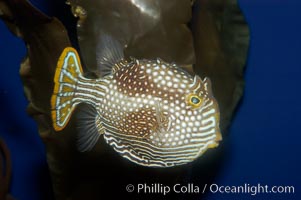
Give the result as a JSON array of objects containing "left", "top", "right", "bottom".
[{"left": 51, "top": 47, "right": 83, "bottom": 131}]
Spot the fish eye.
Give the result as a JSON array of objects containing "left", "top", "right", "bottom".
[
  {"left": 187, "top": 94, "right": 203, "bottom": 108},
  {"left": 191, "top": 97, "right": 200, "bottom": 104}
]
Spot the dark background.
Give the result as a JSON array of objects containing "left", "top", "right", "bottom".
[{"left": 0, "top": 0, "right": 300, "bottom": 199}]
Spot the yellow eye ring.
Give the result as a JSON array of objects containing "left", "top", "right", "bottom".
[{"left": 186, "top": 94, "right": 203, "bottom": 108}]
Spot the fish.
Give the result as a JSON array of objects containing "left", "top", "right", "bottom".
[{"left": 51, "top": 34, "right": 222, "bottom": 167}]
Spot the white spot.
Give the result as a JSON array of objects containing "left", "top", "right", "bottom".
[
  {"left": 180, "top": 84, "right": 186, "bottom": 89},
  {"left": 173, "top": 78, "right": 180, "bottom": 82},
  {"left": 165, "top": 82, "right": 172, "bottom": 88},
  {"left": 167, "top": 71, "right": 173, "bottom": 76},
  {"left": 195, "top": 121, "right": 201, "bottom": 126}
]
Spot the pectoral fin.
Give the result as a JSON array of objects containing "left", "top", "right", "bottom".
[{"left": 154, "top": 102, "right": 171, "bottom": 134}]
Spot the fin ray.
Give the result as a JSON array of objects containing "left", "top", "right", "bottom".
[
  {"left": 96, "top": 33, "right": 124, "bottom": 76},
  {"left": 77, "top": 104, "right": 103, "bottom": 152}
]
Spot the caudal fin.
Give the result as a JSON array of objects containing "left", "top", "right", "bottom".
[{"left": 51, "top": 47, "right": 83, "bottom": 131}]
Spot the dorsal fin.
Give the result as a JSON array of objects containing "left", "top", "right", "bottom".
[{"left": 96, "top": 33, "right": 124, "bottom": 76}]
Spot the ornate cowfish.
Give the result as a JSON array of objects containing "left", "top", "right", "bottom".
[{"left": 51, "top": 35, "right": 222, "bottom": 167}]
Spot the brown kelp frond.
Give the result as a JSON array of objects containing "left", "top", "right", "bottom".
[
  {"left": 67, "top": 0, "right": 195, "bottom": 76},
  {"left": 192, "top": 0, "right": 250, "bottom": 132},
  {"left": 0, "top": 0, "right": 74, "bottom": 199},
  {"left": 1, "top": 0, "right": 71, "bottom": 114}
]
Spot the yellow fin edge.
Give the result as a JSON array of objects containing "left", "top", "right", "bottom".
[{"left": 50, "top": 47, "right": 83, "bottom": 131}]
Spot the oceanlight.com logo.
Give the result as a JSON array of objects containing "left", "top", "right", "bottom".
[
  {"left": 125, "top": 183, "right": 295, "bottom": 196},
  {"left": 208, "top": 183, "right": 295, "bottom": 196}
]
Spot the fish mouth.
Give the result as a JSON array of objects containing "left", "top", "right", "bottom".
[
  {"left": 194, "top": 127, "right": 222, "bottom": 158},
  {"left": 207, "top": 126, "right": 222, "bottom": 149}
]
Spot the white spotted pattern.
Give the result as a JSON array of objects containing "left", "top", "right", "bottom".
[{"left": 54, "top": 55, "right": 221, "bottom": 167}]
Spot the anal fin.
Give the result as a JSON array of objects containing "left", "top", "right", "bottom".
[{"left": 76, "top": 104, "right": 104, "bottom": 152}]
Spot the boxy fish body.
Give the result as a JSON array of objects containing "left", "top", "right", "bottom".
[{"left": 51, "top": 35, "right": 222, "bottom": 167}]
